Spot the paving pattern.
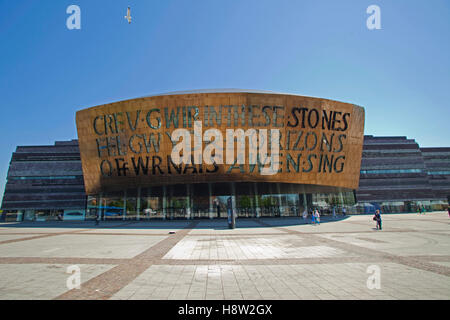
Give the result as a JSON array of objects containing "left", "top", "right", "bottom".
[{"left": 0, "top": 212, "right": 449, "bottom": 300}]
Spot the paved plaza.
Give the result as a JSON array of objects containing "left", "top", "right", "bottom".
[{"left": 0, "top": 212, "right": 449, "bottom": 300}]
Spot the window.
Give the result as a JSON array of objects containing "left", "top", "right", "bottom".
[
  {"left": 427, "top": 171, "right": 450, "bottom": 175},
  {"left": 10, "top": 176, "right": 79, "bottom": 180},
  {"left": 360, "top": 169, "right": 423, "bottom": 174}
]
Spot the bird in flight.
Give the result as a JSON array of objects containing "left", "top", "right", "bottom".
[{"left": 124, "top": 6, "right": 132, "bottom": 24}]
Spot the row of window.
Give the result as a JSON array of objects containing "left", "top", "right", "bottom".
[
  {"left": 427, "top": 171, "right": 450, "bottom": 175},
  {"left": 10, "top": 176, "right": 80, "bottom": 180},
  {"left": 360, "top": 169, "right": 450, "bottom": 175},
  {"left": 360, "top": 169, "right": 423, "bottom": 174}
]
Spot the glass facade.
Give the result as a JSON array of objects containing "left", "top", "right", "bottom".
[
  {"left": 15, "top": 195, "right": 445, "bottom": 221},
  {"left": 351, "top": 200, "right": 449, "bottom": 214},
  {"left": 83, "top": 182, "right": 357, "bottom": 220}
]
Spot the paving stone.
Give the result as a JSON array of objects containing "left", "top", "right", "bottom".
[{"left": 0, "top": 213, "right": 448, "bottom": 300}]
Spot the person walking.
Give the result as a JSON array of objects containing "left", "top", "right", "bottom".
[
  {"left": 374, "top": 209, "right": 382, "bottom": 230},
  {"left": 311, "top": 208, "right": 316, "bottom": 225},
  {"left": 315, "top": 209, "right": 321, "bottom": 225},
  {"left": 342, "top": 207, "right": 346, "bottom": 217},
  {"left": 447, "top": 206, "right": 450, "bottom": 218},
  {"left": 332, "top": 206, "right": 336, "bottom": 219}
]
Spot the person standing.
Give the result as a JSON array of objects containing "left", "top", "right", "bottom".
[
  {"left": 447, "top": 206, "right": 450, "bottom": 218},
  {"left": 342, "top": 207, "right": 346, "bottom": 217},
  {"left": 374, "top": 209, "right": 382, "bottom": 230},
  {"left": 311, "top": 208, "right": 316, "bottom": 225},
  {"left": 332, "top": 206, "right": 336, "bottom": 219},
  {"left": 315, "top": 209, "right": 321, "bottom": 225},
  {"left": 302, "top": 208, "right": 308, "bottom": 221},
  {"left": 226, "top": 197, "right": 235, "bottom": 228},
  {"left": 214, "top": 198, "right": 221, "bottom": 218}
]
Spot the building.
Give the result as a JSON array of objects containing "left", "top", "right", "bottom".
[
  {"left": 0, "top": 140, "right": 86, "bottom": 221},
  {"left": 75, "top": 91, "right": 365, "bottom": 220},
  {"left": 1, "top": 91, "right": 449, "bottom": 221},
  {"left": 355, "top": 136, "right": 449, "bottom": 213},
  {"left": 421, "top": 147, "right": 450, "bottom": 204}
]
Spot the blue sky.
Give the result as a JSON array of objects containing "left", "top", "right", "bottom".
[{"left": 0, "top": 0, "right": 449, "bottom": 201}]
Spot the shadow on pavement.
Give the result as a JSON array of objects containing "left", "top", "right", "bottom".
[{"left": 0, "top": 215, "right": 351, "bottom": 230}]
